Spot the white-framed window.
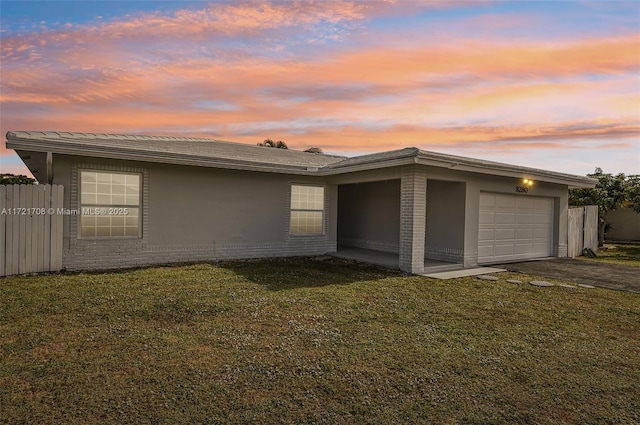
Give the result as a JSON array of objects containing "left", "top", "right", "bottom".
[
  {"left": 79, "top": 170, "right": 141, "bottom": 238},
  {"left": 290, "top": 185, "right": 324, "bottom": 235}
]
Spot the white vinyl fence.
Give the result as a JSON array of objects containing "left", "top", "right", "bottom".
[
  {"left": 0, "top": 184, "right": 64, "bottom": 277},
  {"left": 568, "top": 205, "right": 598, "bottom": 258}
]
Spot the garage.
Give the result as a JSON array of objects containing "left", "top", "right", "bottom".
[{"left": 478, "top": 193, "right": 554, "bottom": 264}]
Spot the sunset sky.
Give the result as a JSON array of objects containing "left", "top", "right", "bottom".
[{"left": 1, "top": 0, "right": 639, "bottom": 177}]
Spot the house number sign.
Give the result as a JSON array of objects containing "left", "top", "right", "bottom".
[{"left": 515, "top": 186, "right": 529, "bottom": 193}]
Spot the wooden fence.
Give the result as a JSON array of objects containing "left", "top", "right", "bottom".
[
  {"left": 0, "top": 184, "right": 64, "bottom": 277},
  {"left": 568, "top": 205, "right": 598, "bottom": 258}
]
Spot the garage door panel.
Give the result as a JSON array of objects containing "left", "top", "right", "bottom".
[
  {"left": 517, "top": 213, "right": 534, "bottom": 224},
  {"left": 516, "top": 228, "right": 534, "bottom": 239},
  {"left": 495, "top": 212, "right": 515, "bottom": 224},
  {"left": 516, "top": 244, "right": 534, "bottom": 254},
  {"left": 533, "top": 228, "right": 550, "bottom": 239},
  {"left": 496, "top": 196, "right": 516, "bottom": 208},
  {"left": 479, "top": 229, "right": 495, "bottom": 241},
  {"left": 478, "top": 245, "right": 495, "bottom": 258},
  {"left": 495, "top": 229, "right": 515, "bottom": 240},
  {"left": 479, "top": 211, "right": 495, "bottom": 225},
  {"left": 535, "top": 214, "right": 551, "bottom": 225},
  {"left": 517, "top": 198, "right": 535, "bottom": 209},
  {"left": 535, "top": 198, "right": 552, "bottom": 210},
  {"left": 478, "top": 193, "right": 553, "bottom": 264},
  {"left": 533, "top": 242, "right": 551, "bottom": 253},
  {"left": 480, "top": 195, "right": 496, "bottom": 207},
  {"left": 495, "top": 244, "right": 516, "bottom": 256}
]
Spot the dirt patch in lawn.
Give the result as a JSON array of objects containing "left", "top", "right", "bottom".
[{"left": 496, "top": 258, "right": 640, "bottom": 293}]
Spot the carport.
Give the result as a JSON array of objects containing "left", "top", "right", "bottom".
[{"left": 334, "top": 178, "right": 463, "bottom": 273}]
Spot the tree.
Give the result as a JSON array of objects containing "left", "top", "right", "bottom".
[
  {"left": 569, "top": 168, "right": 639, "bottom": 245},
  {"left": 257, "top": 139, "right": 288, "bottom": 149},
  {"left": 304, "top": 147, "right": 323, "bottom": 154},
  {"left": 626, "top": 174, "right": 640, "bottom": 214},
  {"left": 0, "top": 173, "right": 36, "bottom": 185}
]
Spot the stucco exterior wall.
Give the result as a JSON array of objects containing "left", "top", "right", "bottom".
[
  {"left": 52, "top": 155, "right": 337, "bottom": 271},
  {"left": 48, "top": 153, "right": 572, "bottom": 273},
  {"left": 337, "top": 180, "right": 400, "bottom": 253},
  {"left": 425, "top": 180, "right": 465, "bottom": 263},
  {"left": 606, "top": 207, "right": 640, "bottom": 241}
]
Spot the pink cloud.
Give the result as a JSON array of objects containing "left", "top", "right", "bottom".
[{"left": 1, "top": 1, "right": 638, "bottom": 177}]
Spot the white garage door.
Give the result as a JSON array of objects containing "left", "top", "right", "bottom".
[{"left": 478, "top": 193, "right": 554, "bottom": 264}]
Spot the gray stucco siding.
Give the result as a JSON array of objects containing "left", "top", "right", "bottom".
[
  {"left": 147, "top": 163, "right": 289, "bottom": 245},
  {"left": 425, "top": 180, "right": 466, "bottom": 263},
  {"left": 52, "top": 155, "right": 336, "bottom": 271}
]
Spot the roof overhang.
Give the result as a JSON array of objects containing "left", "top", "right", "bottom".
[
  {"left": 413, "top": 151, "right": 597, "bottom": 188},
  {"left": 6, "top": 131, "right": 598, "bottom": 188},
  {"left": 6, "top": 134, "right": 321, "bottom": 176}
]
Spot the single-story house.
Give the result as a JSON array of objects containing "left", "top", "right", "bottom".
[{"left": 5, "top": 131, "right": 596, "bottom": 274}]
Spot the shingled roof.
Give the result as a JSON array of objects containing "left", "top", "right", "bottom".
[
  {"left": 5, "top": 131, "right": 596, "bottom": 188},
  {"left": 5, "top": 131, "right": 344, "bottom": 172}
]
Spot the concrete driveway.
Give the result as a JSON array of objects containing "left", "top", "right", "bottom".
[{"left": 496, "top": 258, "right": 640, "bottom": 293}]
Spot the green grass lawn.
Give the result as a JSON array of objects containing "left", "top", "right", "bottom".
[
  {"left": 1, "top": 259, "right": 639, "bottom": 424},
  {"left": 579, "top": 243, "right": 640, "bottom": 266}
]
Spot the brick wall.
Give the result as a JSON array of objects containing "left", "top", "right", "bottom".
[
  {"left": 424, "top": 247, "right": 464, "bottom": 263},
  {"left": 398, "top": 165, "right": 427, "bottom": 273}
]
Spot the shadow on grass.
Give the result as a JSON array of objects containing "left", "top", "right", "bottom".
[{"left": 218, "top": 256, "right": 400, "bottom": 291}]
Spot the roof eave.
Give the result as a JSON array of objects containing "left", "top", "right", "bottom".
[
  {"left": 5, "top": 139, "right": 319, "bottom": 176},
  {"left": 415, "top": 155, "right": 597, "bottom": 188},
  {"left": 317, "top": 157, "right": 417, "bottom": 175}
]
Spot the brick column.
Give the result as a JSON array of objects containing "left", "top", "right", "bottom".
[{"left": 399, "top": 165, "right": 427, "bottom": 273}]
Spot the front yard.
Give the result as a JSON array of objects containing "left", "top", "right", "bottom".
[
  {"left": 581, "top": 243, "right": 640, "bottom": 267},
  {"left": 1, "top": 259, "right": 638, "bottom": 424}
]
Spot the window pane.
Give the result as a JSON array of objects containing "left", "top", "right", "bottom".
[
  {"left": 96, "top": 216, "right": 110, "bottom": 227},
  {"left": 125, "top": 195, "right": 139, "bottom": 206},
  {"left": 81, "top": 192, "right": 97, "bottom": 205},
  {"left": 290, "top": 211, "right": 323, "bottom": 234},
  {"left": 96, "top": 194, "right": 111, "bottom": 204},
  {"left": 96, "top": 226, "right": 111, "bottom": 237},
  {"left": 290, "top": 185, "right": 324, "bottom": 235},
  {"left": 111, "top": 226, "right": 125, "bottom": 237},
  {"left": 112, "top": 184, "right": 125, "bottom": 195},
  {"left": 81, "top": 216, "right": 96, "bottom": 227},
  {"left": 124, "top": 226, "right": 139, "bottom": 237},
  {"left": 81, "top": 226, "right": 96, "bottom": 237},
  {"left": 290, "top": 185, "right": 324, "bottom": 211},
  {"left": 112, "top": 174, "right": 126, "bottom": 184},
  {"left": 80, "top": 171, "right": 141, "bottom": 238},
  {"left": 82, "top": 172, "right": 97, "bottom": 183},
  {"left": 96, "top": 173, "right": 111, "bottom": 183}
]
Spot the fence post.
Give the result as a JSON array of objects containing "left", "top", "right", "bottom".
[{"left": 583, "top": 205, "right": 598, "bottom": 252}]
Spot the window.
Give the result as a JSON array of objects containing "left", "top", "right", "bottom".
[
  {"left": 290, "top": 185, "right": 324, "bottom": 234},
  {"left": 80, "top": 171, "right": 141, "bottom": 238}
]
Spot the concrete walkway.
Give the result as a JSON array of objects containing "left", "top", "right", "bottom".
[{"left": 423, "top": 267, "right": 507, "bottom": 279}]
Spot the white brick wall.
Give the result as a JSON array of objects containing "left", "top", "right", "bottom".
[
  {"left": 424, "top": 247, "right": 464, "bottom": 263},
  {"left": 337, "top": 237, "right": 399, "bottom": 254},
  {"left": 398, "top": 165, "right": 427, "bottom": 273}
]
